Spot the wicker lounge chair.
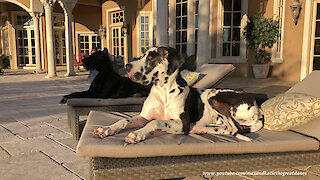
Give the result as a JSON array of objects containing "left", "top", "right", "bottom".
[
  {"left": 76, "top": 71, "right": 320, "bottom": 180},
  {"left": 67, "top": 64, "right": 235, "bottom": 140}
]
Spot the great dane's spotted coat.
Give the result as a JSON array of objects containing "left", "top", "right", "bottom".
[{"left": 93, "top": 47, "right": 263, "bottom": 143}]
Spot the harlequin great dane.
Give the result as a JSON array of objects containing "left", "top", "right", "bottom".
[{"left": 93, "top": 47, "right": 263, "bottom": 143}]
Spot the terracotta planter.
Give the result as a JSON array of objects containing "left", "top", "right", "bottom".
[{"left": 252, "top": 64, "right": 270, "bottom": 78}]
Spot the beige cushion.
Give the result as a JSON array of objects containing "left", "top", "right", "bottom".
[
  {"left": 285, "top": 71, "right": 320, "bottom": 140},
  {"left": 76, "top": 110, "right": 319, "bottom": 158},
  {"left": 192, "top": 64, "right": 235, "bottom": 88},
  {"left": 261, "top": 93, "right": 320, "bottom": 131}
]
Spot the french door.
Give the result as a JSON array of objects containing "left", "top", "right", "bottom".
[
  {"left": 54, "top": 30, "right": 66, "bottom": 65},
  {"left": 311, "top": 1, "right": 320, "bottom": 70},
  {"left": 111, "top": 27, "right": 127, "bottom": 60},
  {"left": 17, "top": 28, "right": 35, "bottom": 66}
]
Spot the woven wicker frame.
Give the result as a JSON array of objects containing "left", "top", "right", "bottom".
[{"left": 89, "top": 150, "right": 320, "bottom": 180}]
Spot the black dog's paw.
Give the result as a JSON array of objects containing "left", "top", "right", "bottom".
[{"left": 59, "top": 96, "right": 69, "bottom": 104}]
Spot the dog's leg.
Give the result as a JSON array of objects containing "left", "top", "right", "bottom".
[
  {"left": 93, "top": 115, "right": 149, "bottom": 138},
  {"left": 125, "top": 120, "right": 184, "bottom": 143},
  {"left": 190, "top": 126, "right": 252, "bottom": 141}
]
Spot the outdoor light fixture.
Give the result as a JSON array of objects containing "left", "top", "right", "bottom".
[
  {"left": 98, "top": 24, "right": 106, "bottom": 38},
  {"left": 290, "top": 0, "right": 302, "bottom": 25},
  {"left": 121, "top": 24, "right": 129, "bottom": 36}
]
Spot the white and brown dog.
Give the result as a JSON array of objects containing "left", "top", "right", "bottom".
[{"left": 93, "top": 47, "right": 263, "bottom": 143}]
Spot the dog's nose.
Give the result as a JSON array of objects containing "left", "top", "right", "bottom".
[{"left": 126, "top": 63, "right": 133, "bottom": 72}]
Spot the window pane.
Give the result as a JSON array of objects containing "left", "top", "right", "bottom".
[
  {"left": 145, "top": 32, "right": 149, "bottom": 37},
  {"left": 141, "top": 40, "right": 144, "bottom": 46},
  {"left": 224, "top": 13, "right": 231, "bottom": 26},
  {"left": 195, "top": 30, "right": 198, "bottom": 42},
  {"left": 85, "top": 36, "right": 89, "bottom": 41},
  {"left": 232, "top": 43, "right": 240, "bottom": 56},
  {"left": 176, "top": 4, "right": 181, "bottom": 16},
  {"left": 316, "top": 22, "right": 320, "bottom": 37},
  {"left": 223, "top": 28, "right": 231, "bottom": 42},
  {"left": 182, "top": 31, "right": 187, "bottom": 42},
  {"left": 317, "top": 4, "right": 320, "bottom": 19},
  {"left": 223, "top": 43, "right": 231, "bottom": 56},
  {"left": 145, "top": 16, "right": 149, "bottom": 23},
  {"left": 176, "top": 31, "right": 181, "bottom": 43},
  {"left": 195, "top": 15, "right": 199, "bottom": 28},
  {"left": 182, "top": 3, "right": 188, "bottom": 16},
  {"left": 80, "top": 36, "right": 84, "bottom": 42},
  {"left": 182, "top": 17, "right": 187, "bottom": 29},
  {"left": 224, "top": 0, "right": 232, "bottom": 11},
  {"left": 232, "top": 28, "right": 240, "bottom": 41},
  {"left": 92, "top": 36, "right": 96, "bottom": 42},
  {"left": 146, "top": 40, "right": 149, "bottom": 46},
  {"left": 313, "top": 57, "right": 320, "bottom": 70},
  {"left": 314, "top": 39, "right": 320, "bottom": 55},
  {"left": 141, "top": 16, "right": 144, "bottom": 23},
  {"left": 176, "top": 45, "right": 181, "bottom": 51},
  {"left": 141, "top": 24, "right": 144, "bottom": 31},
  {"left": 233, "top": 13, "right": 241, "bottom": 26},
  {"left": 234, "top": 0, "right": 241, "bottom": 11},
  {"left": 141, "top": 32, "right": 144, "bottom": 38},
  {"left": 176, "top": 18, "right": 181, "bottom": 30}
]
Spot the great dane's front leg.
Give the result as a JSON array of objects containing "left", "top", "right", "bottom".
[
  {"left": 93, "top": 115, "right": 149, "bottom": 138},
  {"left": 125, "top": 120, "right": 184, "bottom": 143}
]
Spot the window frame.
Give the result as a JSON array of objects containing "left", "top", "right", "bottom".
[
  {"left": 212, "top": 0, "right": 248, "bottom": 63},
  {"left": 169, "top": 0, "right": 199, "bottom": 56},
  {"left": 76, "top": 32, "right": 101, "bottom": 56},
  {"left": 136, "top": 11, "right": 153, "bottom": 57},
  {"left": 272, "top": 0, "right": 285, "bottom": 63}
]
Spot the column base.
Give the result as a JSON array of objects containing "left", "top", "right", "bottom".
[
  {"left": 64, "top": 72, "right": 76, "bottom": 76},
  {"left": 45, "top": 73, "right": 57, "bottom": 78}
]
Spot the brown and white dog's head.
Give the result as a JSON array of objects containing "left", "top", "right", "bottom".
[{"left": 126, "top": 47, "right": 185, "bottom": 85}]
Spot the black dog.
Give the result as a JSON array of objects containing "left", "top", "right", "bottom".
[{"left": 59, "top": 49, "right": 150, "bottom": 104}]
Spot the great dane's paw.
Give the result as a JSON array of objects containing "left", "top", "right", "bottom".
[
  {"left": 93, "top": 127, "right": 116, "bottom": 138},
  {"left": 125, "top": 131, "right": 145, "bottom": 144},
  {"left": 235, "top": 134, "right": 252, "bottom": 142}
]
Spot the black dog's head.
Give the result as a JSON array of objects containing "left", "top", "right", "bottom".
[
  {"left": 81, "top": 49, "right": 114, "bottom": 72},
  {"left": 126, "top": 47, "right": 185, "bottom": 85}
]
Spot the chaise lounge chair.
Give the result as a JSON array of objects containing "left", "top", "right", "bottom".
[
  {"left": 67, "top": 64, "right": 236, "bottom": 140},
  {"left": 76, "top": 71, "right": 320, "bottom": 180}
]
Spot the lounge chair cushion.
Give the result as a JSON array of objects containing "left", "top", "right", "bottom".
[
  {"left": 76, "top": 110, "right": 319, "bottom": 158},
  {"left": 262, "top": 93, "right": 320, "bottom": 131},
  {"left": 286, "top": 71, "right": 320, "bottom": 141},
  {"left": 192, "top": 64, "right": 235, "bottom": 88},
  {"left": 180, "top": 70, "right": 204, "bottom": 86}
]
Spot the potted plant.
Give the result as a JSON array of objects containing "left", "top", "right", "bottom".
[{"left": 243, "top": 14, "right": 280, "bottom": 78}]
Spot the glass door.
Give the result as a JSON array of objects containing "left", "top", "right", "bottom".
[
  {"left": 312, "top": 1, "right": 320, "bottom": 70},
  {"left": 54, "top": 30, "right": 66, "bottom": 65},
  {"left": 111, "top": 27, "right": 126, "bottom": 58},
  {"left": 17, "top": 29, "right": 35, "bottom": 66}
]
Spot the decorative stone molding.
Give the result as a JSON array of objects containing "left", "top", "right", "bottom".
[
  {"left": 30, "top": 12, "right": 42, "bottom": 20},
  {"left": 58, "top": 1, "right": 76, "bottom": 15},
  {"left": 40, "top": 0, "right": 56, "bottom": 8}
]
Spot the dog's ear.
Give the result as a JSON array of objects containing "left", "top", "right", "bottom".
[
  {"left": 164, "top": 47, "right": 185, "bottom": 75},
  {"left": 157, "top": 47, "right": 169, "bottom": 59}
]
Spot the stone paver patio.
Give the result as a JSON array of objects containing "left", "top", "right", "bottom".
[{"left": 0, "top": 68, "right": 319, "bottom": 180}]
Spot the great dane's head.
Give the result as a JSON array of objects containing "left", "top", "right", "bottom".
[
  {"left": 82, "top": 49, "right": 114, "bottom": 72},
  {"left": 126, "top": 47, "right": 185, "bottom": 85}
]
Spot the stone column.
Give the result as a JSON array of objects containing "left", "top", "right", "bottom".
[
  {"left": 31, "top": 12, "right": 42, "bottom": 73},
  {"left": 41, "top": 0, "right": 57, "bottom": 78},
  {"left": 156, "top": 0, "right": 169, "bottom": 46},
  {"left": 59, "top": 1, "right": 76, "bottom": 76},
  {"left": 196, "top": 0, "right": 210, "bottom": 67}
]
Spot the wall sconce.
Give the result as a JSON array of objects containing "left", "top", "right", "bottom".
[
  {"left": 98, "top": 24, "right": 106, "bottom": 38},
  {"left": 121, "top": 24, "right": 129, "bottom": 37},
  {"left": 290, "top": 0, "right": 302, "bottom": 25}
]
